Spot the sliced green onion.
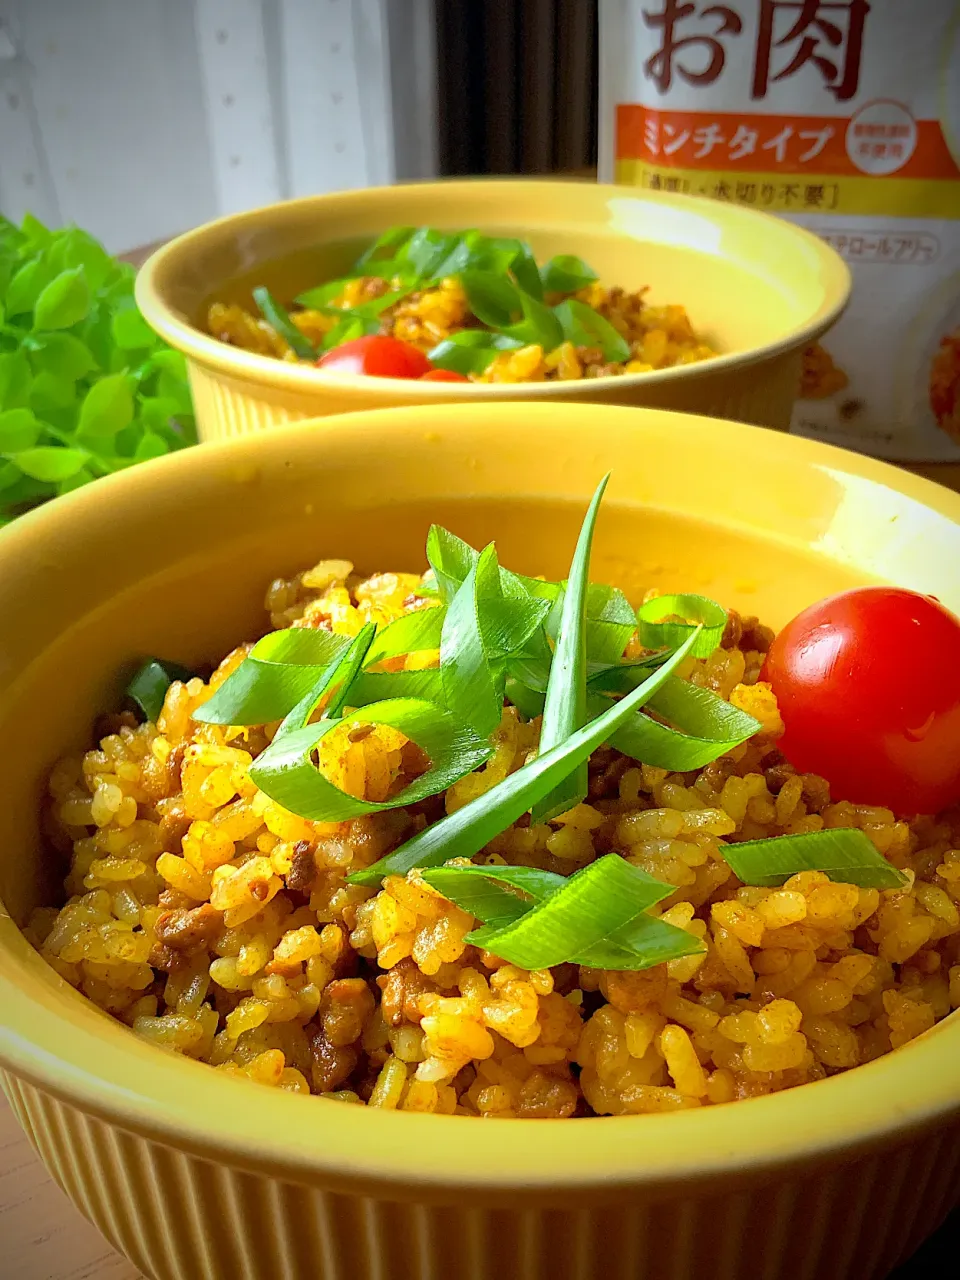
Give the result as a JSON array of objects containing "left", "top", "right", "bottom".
[
  {"left": 350, "top": 225, "right": 416, "bottom": 273},
  {"left": 459, "top": 269, "right": 521, "bottom": 330},
  {"left": 295, "top": 279, "right": 354, "bottom": 309},
  {"left": 509, "top": 243, "right": 544, "bottom": 300},
  {"left": 531, "top": 475, "right": 608, "bottom": 825},
  {"left": 427, "top": 330, "right": 523, "bottom": 377},
  {"left": 364, "top": 607, "right": 445, "bottom": 666},
  {"left": 249, "top": 697, "right": 492, "bottom": 823},
  {"left": 553, "top": 298, "right": 631, "bottom": 364},
  {"left": 721, "top": 828, "right": 909, "bottom": 890},
  {"left": 194, "top": 629, "right": 350, "bottom": 726},
  {"left": 126, "top": 659, "right": 194, "bottom": 723},
  {"left": 501, "top": 289, "right": 564, "bottom": 351},
  {"left": 507, "top": 670, "right": 760, "bottom": 774},
  {"left": 422, "top": 864, "right": 566, "bottom": 929},
  {"left": 252, "top": 287, "right": 315, "bottom": 359},
  {"left": 574, "top": 912, "right": 705, "bottom": 971},
  {"left": 423, "top": 858, "right": 700, "bottom": 972},
  {"left": 440, "top": 544, "right": 549, "bottom": 738},
  {"left": 346, "top": 667, "right": 445, "bottom": 708},
  {"left": 464, "top": 854, "right": 688, "bottom": 970},
  {"left": 540, "top": 254, "right": 599, "bottom": 294},
  {"left": 348, "top": 626, "right": 700, "bottom": 886},
  {"left": 320, "top": 313, "right": 379, "bottom": 352},
  {"left": 636, "top": 593, "right": 727, "bottom": 659},
  {"left": 608, "top": 678, "right": 760, "bottom": 771}
]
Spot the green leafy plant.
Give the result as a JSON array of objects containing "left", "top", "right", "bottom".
[{"left": 0, "top": 212, "right": 196, "bottom": 526}]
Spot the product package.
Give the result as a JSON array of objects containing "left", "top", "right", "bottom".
[{"left": 599, "top": 0, "right": 960, "bottom": 461}]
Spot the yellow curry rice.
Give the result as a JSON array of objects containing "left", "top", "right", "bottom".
[
  {"left": 208, "top": 276, "right": 716, "bottom": 383},
  {"left": 28, "top": 563, "right": 960, "bottom": 1117}
]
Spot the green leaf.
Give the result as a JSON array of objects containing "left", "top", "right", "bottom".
[
  {"left": 531, "top": 475, "right": 608, "bottom": 825},
  {"left": 0, "top": 352, "right": 32, "bottom": 408},
  {"left": 133, "top": 431, "right": 169, "bottom": 462},
  {"left": 56, "top": 466, "right": 95, "bottom": 496},
  {"left": 29, "top": 371, "right": 78, "bottom": 412},
  {"left": 138, "top": 396, "right": 182, "bottom": 432},
  {"left": 126, "top": 659, "right": 195, "bottom": 723},
  {"left": 28, "top": 332, "right": 97, "bottom": 379},
  {"left": 554, "top": 299, "right": 631, "bottom": 363},
  {"left": 0, "top": 460, "right": 22, "bottom": 492},
  {"left": 194, "top": 628, "right": 351, "bottom": 726},
  {"left": 5, "top": 257, "right": 54, "bottom": 317},
  {"left": 111, "top": 303, "right": 157, "bottom": 350},
  {"left": 464, "top": 854, "right": 694, "bottom": 970},
  {"left": 0, "top": 408, "right": 41, "bottom": 452},
  {"left": 540, "top": 254, "right": 599, "bottom": 294},
  {"left": 13, "top": 446, "right": 90, "bottom": 482},
  {"left": 77, "top": 373, "right": 134, "bottom": 437},
  {"left": 251, "top": 696, "right": 494, "bottom": 823},
  {"left": 349, "top": 626, "right": 701, "bottom": 886},
  {"left": 252, "top": 287, "right": 315, "bottom": 359},
  {"left": 636, "top": 592, "right": 727, "bottom": 659},
  {"left": 720, "top": 828, "right": 910, "bottom": 890},
  {"left": 33, "top": 267, "right": 91, "bottom": 331},
  {"left": 48, "top": 228, "right": 115, "bottom": 293},
  {"left": 19, "top": 213, "right": 52, "bottom": 251}
]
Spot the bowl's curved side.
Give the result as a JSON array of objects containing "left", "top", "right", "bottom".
[
  {"left": 183, "top": 343, "right": 807, "bottom": 441},
  {"left": 135, "top": 179, "right": 850, "bottom": 439},
  {"left": 0, "top": 404, "right": 958, "bottom": 1280},
  {"left": 4, "top": 1070, "right": 958, "bottom": 1280}
]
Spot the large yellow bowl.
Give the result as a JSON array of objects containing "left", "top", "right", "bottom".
[
  {"left": 1, "top": 404, "right": 958, "bottom": 1280},
  {"left": 135, "top": 180, "right": 850, "bottom": 441}
]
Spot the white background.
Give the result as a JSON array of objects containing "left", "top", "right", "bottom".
[{"left": 0, "top": 0, "right": 437, "bottom": 252}]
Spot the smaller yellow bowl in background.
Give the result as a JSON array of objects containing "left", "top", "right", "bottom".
[{"left": 135, "top": 179, "right": 850, "bottom": 441}]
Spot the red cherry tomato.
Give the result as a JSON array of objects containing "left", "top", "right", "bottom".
[
  {"left": 420, "top": 368, "right": 471, "bottom": 382},
  {"left": 761, "top": 587, "right": 960, "bottom": 816},
  {"left": 317, "top": 335, "right": 432, "bottom": 379}
]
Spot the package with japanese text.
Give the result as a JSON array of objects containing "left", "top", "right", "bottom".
[{"left": 599, "top": 0, "right": 960, "bottom": 461}]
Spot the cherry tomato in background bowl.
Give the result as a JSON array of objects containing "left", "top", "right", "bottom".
[
  {"left": 761, "top": 587, "right": 960, "bottom": 816},
  {"left": 420, "top": 369, "right": 471, "bottom": 382},
  {"left": 317, "top": 336, "right": 432, "bottom": 379}
]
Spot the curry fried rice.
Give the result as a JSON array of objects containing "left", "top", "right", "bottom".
[{"left": 27, "top": 563, "right": 960, "bottom": 1118}]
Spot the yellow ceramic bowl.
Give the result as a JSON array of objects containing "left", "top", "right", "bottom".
[
  {"left": 135, "top": 179, "right": 850, "bottom": 441},
  {"left": 1, "top": 404, "right": 958, "bottom": 1280}
]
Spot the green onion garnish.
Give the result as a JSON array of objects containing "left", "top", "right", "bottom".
[
  {"left": 194, "top": 628, "right": 351, "bottom": 726},
  {"left": 126, "top": 659, "right": 194, "bottom": 723},
  {"left": 540, "top": 254, "right": 600, "bottom": 294},
  {"left": 721, "top": 828, "right": 909, "bottom": 890},
  {"left": 636, "top": 592, "right": 728, "bottom": 659},
  {"left": 251, "top": 287, "right": 315, "bottom": 360},
  {"left": 530, "top": 475, "right": 608, "bottom": 825},
  {"left": 347, "top": 624, "right": 701, "bottom": 886},
  {"left": 554, "top": 298, "right": 631, "bottom": 363}
]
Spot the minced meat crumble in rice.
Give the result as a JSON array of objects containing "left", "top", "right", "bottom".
[
  {"left": 208, "top": 277, "right": 716, "bottom": 383},
  {"left": 28, "top": 563, "right": 960, "bottom": 1118}
]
